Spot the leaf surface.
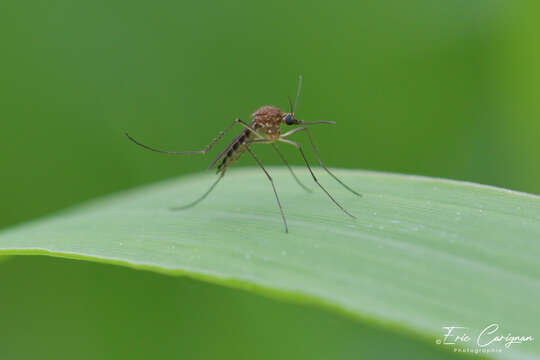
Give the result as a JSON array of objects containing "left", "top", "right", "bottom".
[{"left": 1, "top": 168, "right": 539, "bottom": 359}]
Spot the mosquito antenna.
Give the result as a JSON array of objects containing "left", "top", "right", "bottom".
[
  {"left": 287, "top": 96, "right": 293, "bottom": 113},
  {"left": 293, "top": 74, "right": 303, "bottom": 114}
]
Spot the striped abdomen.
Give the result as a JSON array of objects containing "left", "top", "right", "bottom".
[{"left": 217, "top": 126, "right": 257, "bottom": 173}]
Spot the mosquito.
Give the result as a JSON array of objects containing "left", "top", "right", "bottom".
[{"left": 125, "top": 76, "right": 361, "bottom": 233}]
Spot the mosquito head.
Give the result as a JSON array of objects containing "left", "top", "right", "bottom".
[{"left": 282, "top": 112, "right": 300, "bottom": 125}]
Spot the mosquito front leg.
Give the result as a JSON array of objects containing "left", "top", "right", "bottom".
[
  {"left": 281, "top": 126, "right": 361, "bottom": 197},
  {"left": 125, "top": 118, "right": 241, "bottom": 155},
  {"left": 278, "top": 137, "right": 356, "bottom": 219},
  {"left": 245, "top": 146, "right": 289, "bottom": 233},
  {"left": 271, "top": 143, "right": 312, "bottom": 193},
  {"left": 246, "top": 139, "right": 313, "bottom": 194}
]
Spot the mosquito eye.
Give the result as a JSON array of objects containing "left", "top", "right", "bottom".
[{"left": 285, "top": 114, "right": 294, "bottom": 125}]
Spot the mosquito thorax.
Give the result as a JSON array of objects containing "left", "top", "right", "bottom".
[
  {"left": 252, "top": 106, "right": 283, "bottom": 125},
  {"left": 252, "top": 106, "right": 284, "bottom": 138}
]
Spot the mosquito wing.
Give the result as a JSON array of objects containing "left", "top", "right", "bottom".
[{"left": 208, "top": 129, "right": 248, "bottom": 169}]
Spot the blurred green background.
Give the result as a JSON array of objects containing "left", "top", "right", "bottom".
[{"left": 1, "top": 0, "right": 538, "bottom": 358}]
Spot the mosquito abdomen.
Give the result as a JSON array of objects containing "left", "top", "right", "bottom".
[{"left": 217, "top": 129, "right": 256, "bottom": 173}]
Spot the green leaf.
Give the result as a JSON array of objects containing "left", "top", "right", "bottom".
[{"left": 1, "top": 168, "right": 539, "bottom": 359}]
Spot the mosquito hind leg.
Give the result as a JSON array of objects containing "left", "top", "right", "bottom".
[
  {"left": 171, "top": 172, "right": 225, "bottom": 211},
  {"left": 125, "top": 118, "right": 240, "bottom": 155},
  {"left": 235, "top": 119, "right": 265, "bottom": 138}
]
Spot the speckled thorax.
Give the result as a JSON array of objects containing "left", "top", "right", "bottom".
[{"left": 252, "top": 105, "right": 283, "bottom": 140}]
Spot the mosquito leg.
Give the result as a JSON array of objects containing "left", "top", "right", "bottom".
[
  {"left": 207, "top": 119, "right": 266, "bottom": 170},
  {"left": 235, "top": 119, "right": 265, "bottom": 139},
  {"left": 281, "top": 126, "right": 361, "bottom": 197},
  {"left": 171, "top": 172, "right": 225, "bottom": 211},
  {"left": 246, "top": 139, "right": 312, "bottom": 193},
  {"left": 279, "top": 138, "right": 356, "bottom": 219},
  {"left": 271, "top": 143, "right": 312, "bottom": 193},
  {"left": 245, "top": 147, "right": 288, "bottom": 233},
  {"left": 125, "top": 118, "right": 241, "bottom": 155},
  {"left": 281, "top": 126, "right": 306, "bottom": 138}
]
